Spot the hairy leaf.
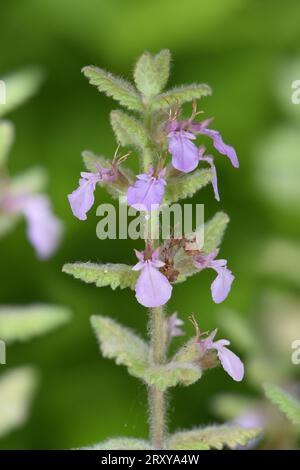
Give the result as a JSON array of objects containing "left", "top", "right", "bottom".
[
  {"left": 0, "top": 367, "right": 38, "bottom": 438},
  {"left": 0, "top": 67, "right": 44, "bottom": 117},
  {"left": 110, "top": 110, "right": 148, "bottom": 149},
  {"left": 91, "top": 315, "right": 149, "bottom": 379},
  {"left": 202, "top": 211, "right": 230, "bottom": 254},
  {"left": 153, "top": 83, "right": 212, "bottom": 110},
  {"left": 80, "top": 438, "right": 153, "bottom": 450},
  {"left": 0, "top": 121, "right": 14, "bottom": 166},
  {"left": 82, "top": 66, "right": 143, "bottom": 111},
  {"left": 144, "top": 362, "right": 202, "bottom": 391},
  {"left": 0, "top": 305, "right": 71, "bottom": 344},
  {"left": 264, "top": 383, "right": 300, "bottom": 426},
  {"left": 134, "top": 50, "right": 171, "bottom": 97},
  {"left": 168, "top": 426, "right": 261, "bottom": 450},
  {"left": 63, "top": 262, "right": 138, "bottom": 290},
  {"left": 164, "top": 169, "right": 213, "bottom": 204}
]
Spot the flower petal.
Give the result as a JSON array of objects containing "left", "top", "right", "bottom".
[
  {"left": 68, "top": 176, "right": 97, "bottom": 220},
  {"left": 210, "top": 261, "right": 234, "bottom": 303},
  {"left": 127, "top": 173, "right": 166, "bottom": 212},
  {"left": 22, "top": 195, "right": 63, "bottom": 259},
  {"left": 135, "top": 262, "right": 172, "bottom": 308},
  {"left": 217, "top": 346, "right": 244, "bottom": 382},
  {"left": 168, "top": 132, "right": 199, "bottom": 173}
]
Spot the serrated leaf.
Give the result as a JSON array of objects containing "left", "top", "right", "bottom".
[
  {"left": 0, "top": 367, "right": 38, "bottom": 438},
  {"left": 264, "top": 383, "right": 300, "bottom": 426},
  {"left": 82, "top": 66, "right": 143, "bottom": 111},
  {"left": 0, "top": 304, "right": 71, "bottom": 344},
  {"left": 0, "top": 67, "right": 44, "bottom": 117},
  {"left": 0, "top": 120, "right": 14, "bottom": 166},
  {"left": 203, "top": 211, "right": 229, "bottom": 254},
  {"left": 10, "top": 167, "right": 47, "bottom": 195},
  {"left": 168, "top": 426, "right": 261, "bottom": 450},
  {"left": 110, "top": 110, "right": 148, "bottom": 149},
  {"left": 91, "top": 315, "right": 149, "bottom": 379},
  {"left": 144, "top": 362, "right": 202, "bottom": 391},
  {"left": 153, "top": 83, "right": 212, "bottom": 110},
  {"left": 134, "top": 50, "right": 171, "bottom": 97},
  {"left": 79, "top": 438, "right": 153, "bottom": 450},
  {"left": 164, "top": 169, "right": 213, "bottom": 204},
  {"left": 82, "top": 150, "right": 134, "bottom": 199},
  {"left": 63, "top": 262, "right": 138, "bottom": 290}
]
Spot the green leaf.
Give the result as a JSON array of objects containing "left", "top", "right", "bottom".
[
  {"left": 134, "top": 49, "right": 171, "bottom": 97},
  {"left": 0, "top": 305, "right": 71, "bottom": 344},
  {"left": 91, "top": 315, "right": 149, "bottom": 379},
  {"left": 0, "top": 367, "right": 38, "bottom": 438},
  {"left": 110, "top": 110, "right": 148, "bottom": 149},
  {"left": 0, "top": 67, "right": 44, "bottom": 117},
  {"left": 202, "top": 211, "right": 230, "bottom": 254},
  {"left": 264, "top": 383, "right": 300, "bottom": 426},
  {"left": 164, "top": 169, "right": 213, "bottom": 204},
  {"left": 63, "top": 262, "right": 138, "bottom": 290},
  {"left": 168, "top": 426, "right": 261, "bottom": 450},
  {"left": 10, "top": 167, "right": 47, "bottom": 195},
  {"left": 0, "top": 121, "right": 14, "bottom": 166},
  {"left": 144, "top": 362, "right": 202, "bottom": 391},
  {"left": 79, "top": 438, "right": 153, "bottom": 450},
  {"left": 82, "top": 66, "right": 143, "bottom": 111},
  {"left": 153, "top": 83, "right": 212, "bottom": 110}
]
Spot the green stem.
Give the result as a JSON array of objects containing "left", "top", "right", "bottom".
[
  {"left": 149, "top": 306, "right": 168, "bottom": 449},
  {"left": 142, "top": 103, "right": 168, "bottom": 449}
]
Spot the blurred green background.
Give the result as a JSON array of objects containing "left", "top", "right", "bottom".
[{"left": 1, "top": 0, "right": 300, "bottom": 449}]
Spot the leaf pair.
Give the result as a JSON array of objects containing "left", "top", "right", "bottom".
[
  {"left": 63, "top": 211, "right": 230, "bottom": 291},
  {"left": 82, "top": 50, "right": 211, "bottom": 112},
  {"left": 90, "top": 315, "right": 201, "bottom": 391},
  {"left": 79, "top": 426, "right": 261, "bottom": 450}
]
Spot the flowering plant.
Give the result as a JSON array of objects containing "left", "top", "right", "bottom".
[{"left": 63, "top": 50, "right": 260, "bottom": 450}]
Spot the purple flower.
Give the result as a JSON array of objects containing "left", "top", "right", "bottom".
[
  {"left": 132, "top": 248, "right": 172, "bottom": 308},
  {"left": 4, "top": 193, "right": 62, "bottom": 259},
  {"left": 127, "top": 167, "right": 166, "bottom": 211},
  {"left": 168, "top": 130, "right": 199, "bottom": 173},
  {"left": 191, "top": 119, "right": 239, "bottom": 168},
  {"left": 193, "top": 250, "right": 234, "bottom": 303},
  {"left": 68, "top": 168, "right": 115, "bottom": 221},
  {"left": 198, "top": 146, "right": 220, "bottom": 201},
  {"left": 21, "top": 195, "right": 63, "bottom": 259},
  {"left": 167, "top": 312, "right": 184, "bottom": 338},
  {"left": 199, "top": 329, "right": 244, "bottom": 382}
]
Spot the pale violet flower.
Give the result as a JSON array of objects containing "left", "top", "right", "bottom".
[
  {"left": 167, "top": 129, "right": 199, "bottom": 173},
  {"left": 127, "top": 167, "right": 166, "bottom": 212},
  {"left": 167, "top": 312, "right": 184, "bottom": 338},
  {"left": 68, "top": 168, "right": 115, "bottom": 221},
  {"left": 199, "top": 329, "right": 244, "bottom": 382},
  {"left": 3, "top": 193, "right": 62, "bottom": 259},
  {"left": 132, "top": 248, "right": 172, "bottom": 308},
  {"left": 191, "top": 118, "right": 239, "bottom": 168},
  {"left": 193, "top": 250, "right": 234, "bottom": 303}
]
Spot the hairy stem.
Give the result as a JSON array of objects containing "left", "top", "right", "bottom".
[{"left": 149, "top": 306, "right": 168, "bottom": 449}]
